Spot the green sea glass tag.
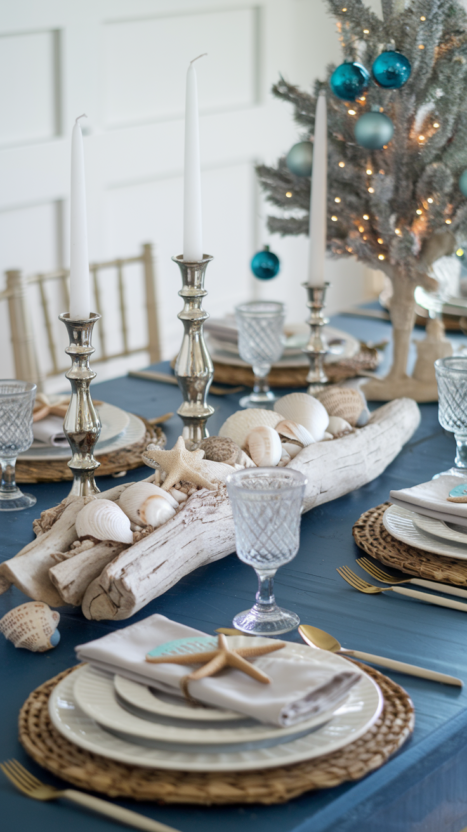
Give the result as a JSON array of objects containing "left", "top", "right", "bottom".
[{"left": 146, "top": 636, "right": 217, "bottom": 660}]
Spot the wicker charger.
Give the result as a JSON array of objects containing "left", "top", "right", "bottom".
[
  {"left": 353, "top": 502, "right": 467, "bottom": 586},
  {"left": 16, "top": 418, "right": 166, "bottom": 484},
  {"left": 19, "top": 663, "right": 413, "bottom": 806}
]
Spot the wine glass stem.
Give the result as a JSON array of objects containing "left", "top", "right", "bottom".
[
  {"left": 454, "top": 433, "right": 467, "bottom": 468},
  {"left": 255, "top": 571, "right": 277, "bottom": 612},
  {"left": 0, "top": 456, "right": 18, "bottom": 494},
  {"left": 252, "top": 364, "right": 271, "bottom": 397}
]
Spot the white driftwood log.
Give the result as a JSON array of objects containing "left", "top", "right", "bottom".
[
  {"left": 49, "top": 541, "right": 128, "bottom": 606},
  {"left": 82, "top": 398, "right": 420, "bottom": 621}
]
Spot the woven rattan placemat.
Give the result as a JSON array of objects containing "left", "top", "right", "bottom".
[
  {"left": 19, "top": 663, "right": 414, "bottom": 805},
  {"left": 353, "top": 502, "right": 467, "bottom": 586},
  {"left": 16, "top": 419, "right": 166, "bottom": 484}
]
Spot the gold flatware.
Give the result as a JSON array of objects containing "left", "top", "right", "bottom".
[
  {"left": 298, "top": 625, "right": 462, "bottom": 686},
  {"left": 337, "top": 565, "right": 467, "bottom": 612},
  {"left": 128, "top": 370, "right": 244, "bottom": 396},
  {"left": 0, "top": 759, "right": 180, "bottom": 832},
  {"left": 357, "top": 557, "right": 467, "bottom": 600}
]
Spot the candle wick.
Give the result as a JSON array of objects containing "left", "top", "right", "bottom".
[
  {"left": 190, "top": 53, "right": 207, "bottom": 65},
  {"left": 75, "top": 113, "right": 88, "bottom": 123}
]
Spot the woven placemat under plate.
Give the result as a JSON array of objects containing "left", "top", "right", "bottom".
[
  {"left": 19, "top": 663, "right": 413, "bottom": 806},
  {"left": 16, "top": 418, "right": 166, "bottom": 484},
  {"left": 353, "top": 502, "right": 467, "bottom": 586}
]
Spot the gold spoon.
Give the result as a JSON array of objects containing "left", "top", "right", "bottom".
[{"left": 298, "top": 625, "right": 462, "bottom": 686}]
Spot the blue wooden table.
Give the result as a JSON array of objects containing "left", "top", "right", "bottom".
[{"left": 3, "top": 311, "right": 467, "bottom": 832}]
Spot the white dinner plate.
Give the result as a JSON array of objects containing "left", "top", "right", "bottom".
[
  {"left": 412, "top": 512, "right": 467, "bottom": 546},
  {"left": 49, "top": 643, "right": 383, "bottom": 772},
  {"left": 29, "top": 402, "right": 130, "bottom": 452},
  {"left": 20, "top": 411, "right": 145, "bottom": 461},
  {"left": 384, "top": 505, "right": 467, "bottom": 560},
  {"left": 114, "top": 675, "right": 244, "bottom": 722}
]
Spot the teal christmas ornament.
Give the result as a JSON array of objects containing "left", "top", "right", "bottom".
[
  {"left": 251, "top": 246, "right": 280, "bottom": 280},
  {"left": 286, "top": 141, "right": 313, "bottom": 177},
  {"left": 330, "top": 62, "right": 370, "bottom": 101},
  {"left": 459, "top": 170, "right": 467, "bottom": 197},
  {"left": 372, "top": 50, "right": 411, "bottom": 89},
  {"left": 354, "top": 111, "right": 394, "bottom": 150}
]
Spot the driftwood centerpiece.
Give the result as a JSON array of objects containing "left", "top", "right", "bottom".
[{"left": 0, "top": 398, "right": 420, "bottom": 621}]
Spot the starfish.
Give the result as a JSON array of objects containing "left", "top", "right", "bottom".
[
  {"left": 146, "top": 633, "right": 286, "bottom": 697},
  {"left": 144, "top": 435, "right": 217, "bottom": 491}
]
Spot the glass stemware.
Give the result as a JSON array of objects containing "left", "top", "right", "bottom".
[
  {"left": 226, "top": 467, "right": 307, "bottom": 635},
  {"left": 235, "top": 301, "right": 285, "bottom": 408},
  {"left": 435, "top": 356, "right": 467, "bottom": 478},
  {"left": 0, "top": 380, "right": 37, "bottom": 511}
]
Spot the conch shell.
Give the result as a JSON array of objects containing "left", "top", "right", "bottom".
[
  {"left": 75, "top": 499, "right": 134, "bottom": 544},
  {"left": 119, "top": 482, "right": 177, "bottom": 527},
  {"left": 245, "top": 425, "right": 282, "bottom": 467},
  {"left": 274, "top": 393, "right": 328, "bottom": 441},
  {"left": 0, "top": 601, "right": 60, "bottom": 652}
]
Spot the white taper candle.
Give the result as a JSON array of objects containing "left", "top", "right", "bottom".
[
  {"left": 183, "top": 55, "right": 206, "bottom": 262},
  {"left": 69, "top": 115, "right": 91, "bottom": 320},
  {"left": 307, "top": 91, "right": 328, "bottom": 287}
]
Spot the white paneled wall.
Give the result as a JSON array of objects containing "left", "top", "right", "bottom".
[{"left": 0, "top": 0, "right": 377, "bottom": 386}]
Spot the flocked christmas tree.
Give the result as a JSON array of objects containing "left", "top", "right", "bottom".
[{"left": 257, "top": 0, "right": 467, "bottom": 400}]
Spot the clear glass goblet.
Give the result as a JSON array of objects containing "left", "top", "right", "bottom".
[
  {"left": 235, "top": 301, "right": 285, "bottom": 408},
  {"left": 435, "top": 356, "right": 467, "bottom": 478},
  {"left": 0, "top": 380, "right": 37, "bottom": 511},
  {"left": 226, "top": 467, "right": 307, "bottom": 635}
]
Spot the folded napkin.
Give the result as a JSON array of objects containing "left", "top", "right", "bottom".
[
  {"left": 76, "top": 615, "right": 361, "bottom": 727},
  {"left": 390, "top": 475, "right": 467, "bottom": 528},
  {"left": 32, "top": 415, "right": 68, "bottom": 447}
]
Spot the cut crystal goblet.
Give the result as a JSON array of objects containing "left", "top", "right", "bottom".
[
  {"left": 0, "top": 380, "right": 37, "bottom": 511},
  {"left": 235, "top": 301, "right": 285, "bottom": 408},
  {"left": 435, "top": 356, "right": 467, "bottom": 478}
]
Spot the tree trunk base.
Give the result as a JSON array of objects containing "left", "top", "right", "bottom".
[{"left": 362, "top": 375, "right": 438, "bottom": 402}]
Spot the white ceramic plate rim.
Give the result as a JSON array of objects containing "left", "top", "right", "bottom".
[
  {"left": 412, "top": 512, "right": 467, "bottom": 546},
  {"left": 20, "top": 411, "right": 145, "bottom": 461},
  {"left": 114, "top": 674, "right": 244, "bottom": 722},
  {"left": 384, "top": 505, "right": 467, "bottom": 559}
]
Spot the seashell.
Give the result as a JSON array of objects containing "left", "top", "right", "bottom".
[
  {"left": 75, "top": 499, "right": 134, "bottom": 544},
  {"left": 199, "top": 458, "right": 238, "bottom": 484},
  {"left": 237, "top": 449, "right": 256, "bottom": 468},
  {"left": 219, "top": 409, "right": 284, "bottom": 450},
  {"left": 119, "top": 482, "right": 177, "bottom": 527},
  {"left": 327, "top": 416, "right": 353, "bottom": 437},
  {"left": 246, "top": 425, "right": 282, "bottom": 467},
  {"left": 0, "top": 601, "right": 60, "bottom": 652},
  {"left": 281, "top": 441, "right": 302, "bottom": 459},
  {"left": 322, "top": 432, "right": 333, "bottom": 441},
  {"left": 275, "top": 420, "right": 315, "bottom": 447},
  {"left": 169, "top": 487, "right": 188, "bottom": 503},
  {"left": 315, "top": 387, "right": 364, "bottom": 427},
  {"left": 199, "top": 436, "right": 243, "bottom": 466},
  {"left": 274, "top": 393, "right": 328, "bottom": 441}
]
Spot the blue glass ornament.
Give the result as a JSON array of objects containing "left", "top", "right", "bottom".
[
  {"left": 251, "top": 246, "right": 280, "bottom": 280},
  {"left": 354, "top": 111, "right": 394, "bottom": 150},
  {"left": 372, "top": 50, "right": 411, "bottom": 89},
  {"left": 330, "top": 62, "right": 370, "bottom": 101},
  {"left": 286, "top": 141, "right": 313, "bottom": 177},
  {"left": 459, "top": 170, "right": 467, "bottom": 197}
]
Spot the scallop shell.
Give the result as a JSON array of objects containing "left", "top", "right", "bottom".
[
  {"left": 119, "top": 482, "right": 177, "bottom": 527},
  {"left": 219, "top": 409, "right": 284, "bottom": 450},
  {"left": 245, "top": 425, "right": 282, "bottom": 467},
  {"left": 315, "top": 387, "right": 363, "bottom": 427},
  {"left": 281, "top": 441, "right": 302, "bottom": 459},
  {"left": 274, "top": 393, "right": 328, "bottom": 441},
  {"left": 199, "top": 436, "right": 243, "bottom": 466},
  {"left": 275, "top": 420, "right": 315, "bottom": 447},
  {"left": 0, "top": 601, "right": 60, "bottom": 652},
  {"left": 199, "top": 459, "right": 238, "bottom": 483},
  {"left": 75, "top": 499, "right": 134, "bottom": 544},
  {"left": 327, "top": 416, "right": 353, "bottom": 437}
]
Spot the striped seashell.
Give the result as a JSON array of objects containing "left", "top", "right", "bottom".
[
  {"left": 119, "top": 482, "right": 177, "bottom": 527},
  {"left": 275, "top": 420, "right": 315, "bottom": 447},
  {"left": 274, "top": 393, "right": 328, "bottom": 441},
  {"left": 0, "top": 601, "right": 60, "bottom": 652},
  {"left": 76, "top": 499, "right": 134, "bottom": 544},
  {"left": 315, "top": 387, "right": 364, "bottom": 427},
  {"left": 245, "top": 425, "right": 282, "bottom": 467},
  {"left": 219, "top": 409, "right": 284, "bottom": 449}
]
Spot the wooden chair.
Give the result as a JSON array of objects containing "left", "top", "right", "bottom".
[{"left": 0, "top": 243, "right": 161, "bottom": 391}]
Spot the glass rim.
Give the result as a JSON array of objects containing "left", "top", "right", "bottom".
[
  {"left": 235, "top": 301, "right": 285, "bottom": 318},
  {"left": 226, "top": 466, "right": 307, "bottom": 495},
  {"left": 435, "top": 357, "right": 467, "bottom": 374},
  {"left": 0, "top": 380, "right": 37, "bottom": 395}
]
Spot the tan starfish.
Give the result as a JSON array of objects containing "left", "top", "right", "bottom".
[
  {"left": 146, "top": 633, "right": 285, "bottom": 697},
  {"left": 144, "top": 435, "right": 217, "bottom": 491}
]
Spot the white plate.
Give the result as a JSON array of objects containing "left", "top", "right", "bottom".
[
  {"left": 20, "top": 411, "right": 145, "bottom": 462},
  {"left": 49, "top": 643, "right": 383, "bottom": 772},
  {"left": 114, "top": 675, "right": 244, "bottom": 722},
  {"left": 412, "top": 512, "right": 467, "bottom": 547},
  {"left": 384, "top": 505, "right": 467, "bottom": 560},
  {"left": 30, "top": 402, "right": 130, "bottom": 452}
]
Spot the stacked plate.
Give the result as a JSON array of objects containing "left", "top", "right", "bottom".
[
  {"left": 384, "top": 504, "right": 467, "bottom": 559},
  {"left": 48, "top": 637, "right": 383, "bottom": 772},
  {"left": 21, "top": 403, "right": 146, "bottom": 462}
]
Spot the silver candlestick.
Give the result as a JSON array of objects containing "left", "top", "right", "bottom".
[
  {"left": 59, "top": 312, "right": 102, "bottom": 496},
  {"left": 302, "top": 282, "right": 330, "bottom": 393},
  {"left": 172, "top": 254, "right": 214, "bottom": 447}
]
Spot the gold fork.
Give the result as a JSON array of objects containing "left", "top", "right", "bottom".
[
  {"left": 357, "top": 557, "right": 467, "bottom": 600},
  {"left": 0, "top": 760, "right": 180, "bottom": 832},
  {"left": 336, "top": 565, "right": 467, "bottom": 612}
]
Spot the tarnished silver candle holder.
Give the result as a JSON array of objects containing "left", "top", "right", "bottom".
[
  {"left": 59, "top": 312, "right": 102, "bottom": 496},
  {"left": 302, "top": 282, "right": 330, "bottom": 393},
  {"left": 172, "top": 254, "right": 214, "bottom": 447}
]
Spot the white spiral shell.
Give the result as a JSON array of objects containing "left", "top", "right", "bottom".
[
  {"left": 273, "top": 393, "right": 328, "bottom": 441},
  {"left": 75, "top": 499, "right": 134, "bottom": 544},
  {"left": 245, "top": 425, "right": 282, "bottom": 467},
  {"left": 119, "top": 482, "right": 178, "bottom": 527},
  {"left": 0, "top": 602, "right": 60, "bottom": 652}
]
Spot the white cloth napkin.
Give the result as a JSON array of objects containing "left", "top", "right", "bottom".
[
  {"left": 390, "top": 475, "right": 467, "bottom": 528},
  {"left": 33, "top": 416, "right": 67, "bottom": 447},
  {"left": 75, "top": 615, "right": 361, "bottom": 727}
]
